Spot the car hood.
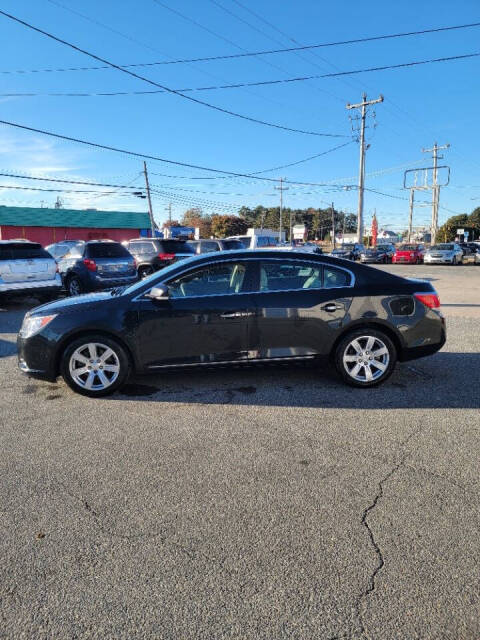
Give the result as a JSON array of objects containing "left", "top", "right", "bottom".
[
  {"left": 29, "top": 291, "right": 117, "bottom": 316},
  {"left": 426, "top": 249, "right": 452, "bottom": 254}
]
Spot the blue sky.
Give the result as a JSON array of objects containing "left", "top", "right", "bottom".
[{"left": 0, "top": 0, "right": 479, "bottom": 231}]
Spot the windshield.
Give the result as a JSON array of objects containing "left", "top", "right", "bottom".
[
  {"left": 431, "top": 244, "right": 454, "bottom": 250},
  {"left": 398, "top": 244, "right": 417, "bottom": 251},
  {"left": 340, "top": 244, "right": 354, "bottom": 249}
]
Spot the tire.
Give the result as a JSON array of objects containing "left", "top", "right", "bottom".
[
  {"left": 138, "top": 265, "right": 153, "bottom": 279},
  {"left": 67, "top": 275, "right": 83, "bottom": 296},
  {"left": 334, "top": 329, "right": 397, "bottom": 388},
  {"left": 60, "top": 334, "right": 131, "bottom": 397}
]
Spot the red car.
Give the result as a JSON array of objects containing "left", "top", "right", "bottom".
[{"left": 392, "top": 243, "right": 425, "bottom": 264}]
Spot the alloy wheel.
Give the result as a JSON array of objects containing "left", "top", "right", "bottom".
[
  {"left": 342, "top": 335, "right": 390, "bottom": 383},
  {"left": 68, "top": 277, "right": 82, "bottom": 296},
  {"left": 69, "top": 342, "right": 120, "bottom": 391}
]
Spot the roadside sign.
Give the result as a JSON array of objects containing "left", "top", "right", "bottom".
[
  {"left": 456, "top": 229, "right": 464, "bottom": 235},
  {"left": 464, "top": 231, "right": 469, "bottom": 238}
]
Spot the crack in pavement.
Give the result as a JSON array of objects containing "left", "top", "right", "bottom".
[{"left": 354, "top": 425, "right": 423, "bottom": 640}]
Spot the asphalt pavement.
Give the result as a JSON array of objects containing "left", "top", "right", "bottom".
[{"left": 0, "top": 264, "right": 479, "bottom": 639}]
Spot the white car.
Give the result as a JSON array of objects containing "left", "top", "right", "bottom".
[
  {"left": 424, "top": 243, "right": 464, "bottom": 265},
  {"left": 0, "top": 240, "right": 62, "bottom": 301}
]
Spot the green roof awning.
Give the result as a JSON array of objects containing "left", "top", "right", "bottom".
[{"left": 0, "top": 205, "right": 150, "bottom": 229}]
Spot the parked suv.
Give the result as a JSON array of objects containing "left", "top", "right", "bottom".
[
  {"left": 45, "top": 240, "right": 83, "bottom": 261},
  {"left": 125, "top": 238, "right": 195, "bottom": 278},
  {"left": 0, "top": 240, "right": 62, "bottom": 301},
  {"left": 57, "top": 240, "right": 137, "bottom": 296},
  {"left": 187, "top": 239, "right": 245, "bottom": 254}
]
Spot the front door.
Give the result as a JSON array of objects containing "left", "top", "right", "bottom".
[
  {"left": 248, "top": 259, "right": 353, "bottom": 360},
  {"left": 134, "top": 260, "right": 256, "bottom": 368}
]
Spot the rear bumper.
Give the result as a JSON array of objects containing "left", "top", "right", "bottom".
[
  {"left": 399, "top": 324, "right": 446, "bottom": 362},
  {"left": 0, "top": 275, "right": 62, "bottom": 295},
  {"left": 86, "top": 274, "right": 138, "bottom": 291}
]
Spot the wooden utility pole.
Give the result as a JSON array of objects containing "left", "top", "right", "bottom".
[
  {"left": 143, "top": 161, "right": 155, "bottom": 238},
  {"left": 346, "top": 93, "right": 384, "bottom": 243},
  {"left": 274, "top": 177, "right": 288, "bottom": 242},
  {"left": 331, "top": 202, "right": 336, "bottom": 249}
]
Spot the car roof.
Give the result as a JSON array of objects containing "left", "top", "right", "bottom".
[{"left": 0, "top": 239, "right": 37, "bottom": 245}]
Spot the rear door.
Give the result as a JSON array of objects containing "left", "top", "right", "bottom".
[
  {"left": 248, "top": 258, "right": 354, "bottom": 360},
  {"left": 0, "top": 243, "right": 56, "bottom": 285}
]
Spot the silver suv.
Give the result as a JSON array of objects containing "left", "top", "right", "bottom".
[{"left": 0, "top": 240, "right": 62, "bottom": 301}]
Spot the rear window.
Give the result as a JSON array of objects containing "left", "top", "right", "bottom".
[
  {"left": 86, "top": 243, "right": 131, "bottom": 258},
  {"left": 0, "top": 243, "right": 52, "bottom": 260},
  {"left": 158, "top": 240, "right": 195, "bottom": 254},
  {"left": 222, "top": 240, "right": 245, "bottom": 250},
  {"left": 128, "top": 241, "right": 155, "bottom": 254}
]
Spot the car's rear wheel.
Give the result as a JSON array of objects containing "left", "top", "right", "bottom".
[
  {"left": 334, "top": 329, "right": 397, "bottom": 388},
  {"left": 67, "top": 275, "right": 83, "bottom": 296},
  {"left": 60, "top": 335, "right": 130, "bottom": 397},
  {"left": 138, "top": 265, "right": 153, "bottom": 279}
]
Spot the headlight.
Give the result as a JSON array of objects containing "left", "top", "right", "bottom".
[{"left": 19, "top": 314, "right": 57, "bottom": 339}]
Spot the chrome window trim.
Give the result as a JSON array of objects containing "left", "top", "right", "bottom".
[{"left": 132, "top": 255, "right": 355, "bottom": 301}]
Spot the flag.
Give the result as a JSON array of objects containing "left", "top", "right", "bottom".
[{"left": 371, "top": 214, "right": 378, "bottom": 247}]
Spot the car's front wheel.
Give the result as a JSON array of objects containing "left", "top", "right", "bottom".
[
  {"left": 334, "top": 329, "right": 397, "bottom": 388},
  {"left": 60, "top": 335, "right": 131, "bottom": 397}
]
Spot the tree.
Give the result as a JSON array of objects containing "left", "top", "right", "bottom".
[
  {"left": 181, "top": 208, "right": 212, "bottom": 238},
  {"left": 163, "top": 219, "right": 181, "bottom": 228},
  {"left": 438, "top": 213, "right": 469, "bottom": 242},
  {"left": 211, "top": 215, "right": 248, "bottom": 238}
]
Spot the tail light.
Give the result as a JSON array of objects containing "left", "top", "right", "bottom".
[
  {"left": 83, "top": 258, "right": 97, "bottom": 272},
  {"left": 414, "top": 292, "right": 441, "bottom": 309},
  {"left": 158, "top": 253, "right": 175, "bottom": 261}
]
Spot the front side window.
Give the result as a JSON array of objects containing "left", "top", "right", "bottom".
[
  {"left": 167, "top": 262, "right": 247, "bottom": 298},
  {"left": 259, "top": 261, "right": 322, "bottom": 292}
]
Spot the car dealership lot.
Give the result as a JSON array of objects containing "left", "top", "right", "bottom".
[{"left": 1, "top": 264, "right": 479, "bottom": 639}]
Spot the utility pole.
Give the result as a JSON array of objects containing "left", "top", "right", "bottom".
[
  {"left": 407, "top": 188, "right": 415, "bottom": 243},
  {"left": 346, "top": 93, "right": 384, "bottom": 243},
  {"left": 422, "top": 142, "right": 449, "bottom": 244},
  {"left": 331, "top": 202, "right": 336, "bottom": 249},
  {"left": 274, "top": 177, "right": 289, "bottom": 242},
  {"left": 143, "top": 161, "right": 155, "bottom": 238},
  {"left": 165, "top": 202, "right": 172, "bottom": 224}
]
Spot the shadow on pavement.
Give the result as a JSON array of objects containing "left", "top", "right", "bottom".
[{"left": 107, "top": 351, "right": 480, "bottom": 410}]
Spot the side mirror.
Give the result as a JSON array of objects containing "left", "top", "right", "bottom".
[{"left": 146, "top": 285, "right": 169, "bottom": 301}]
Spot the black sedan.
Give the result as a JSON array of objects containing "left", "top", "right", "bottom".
[
  {"left": 17, "top": 250, "right": 446, "bottom": 396},
  {"left": 360, "top": 246, "right": 393, "bottom": 264}
]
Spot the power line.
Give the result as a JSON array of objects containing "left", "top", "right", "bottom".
[
  {"left": 0, "top": 172, "right": 143, "bottom": 189},
  {"left": 2, "top": 20, "right": 479, "bottom": 74},
  {"left": 0, "top": 118, "right": 355, "bottom": 186},
  {"left": 4, "top": 51, "right": 479, "bottom": 99},
  {"left": 0, "top": 183, "right": 136, "bottom": 195},
  {"left": 0, "top": 9, "right": 344, "bottom": 138}
]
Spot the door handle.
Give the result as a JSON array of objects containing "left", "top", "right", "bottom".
[
  {"left": 220, "top": 311, "right": 255, "bottom": 318},
  {"left": 321, "top": 303, "right": 340, "bottom": 312}
]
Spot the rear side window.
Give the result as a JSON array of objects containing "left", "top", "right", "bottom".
[
  {"left": 259, "top": 261, "right": 322, "bottom": 291},
  {"left": 86, "top": 243, "right": 131, "bottom": 258},
  {"left": 324, "top": 266, "right": 351, "bottom": 288},
  {"left": 158, "top": 240, "right": 195, "bottom": 254},
  {"left": 0, "top": 243, "right": 52, "bottom": 260}
]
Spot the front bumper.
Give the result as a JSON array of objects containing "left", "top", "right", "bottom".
[
  {"left": 0, "top": 274, "right": 62, "bottom": 295},
  {"left": 393, "top": 257, "right": 417, "bottom": 264},
  {"left": 424, "top": 256, "right": 454, "bottom": 264},
  {"left": 17, "top": 334, "right": 57, "bottom": 381}
]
